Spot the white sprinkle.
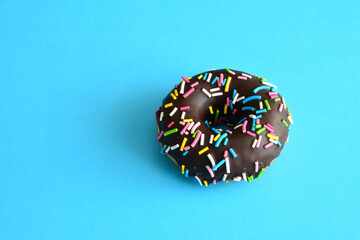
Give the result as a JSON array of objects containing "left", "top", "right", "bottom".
[
  {"left": 210, "top": 87, "right": 220, "bottom": 92},
  {"left": 256, "top": 136, "right": 262, "bottom": 148},
  {"left": 222, "top": 174, "right": 228, "bottom": 181},
  {"left": 227, "top": 69, "right": 236, "bottom": 75},
  {"left": 206, "top": 73, "right": 212, "bottom": 82},
  {"left": 269, "top": 138, "right": 278, "bottom": 144},
  {"left": 279, "top": 103, "right": 284, "bottom": 112},
  {"left": 209, "top": 134, "right": 214, "bottom": 144},
  {"left": 170, "top": 144, "right": 179, "bottom": 150},
  {"left": 165, "top": 146, "right": 171, "bottom": 153},
  {"left": 237, "top": 96, "right": 245, "bottom": 102},
  {"left": 169, "top": 107, "right": 178, "bottom": 117},
  {"left": 233, "top": 176, "right": 242, "bottom": 181},
  {"left": 255, "top": 161, "right": 259, "bottom": 172},
  {"left": 262, "top": 81, "right": 277, "bottom": 89},
  {"left": 288, "top": 115, "right": 294, "bottom": 124},
  {"left": 202, "top": 88, "right": 212, "bottom": 98},
  {"left": 190, "top": 121, "right": 201, "bottom": 134},
  {"left": 234, "top": 124, "right": 243, "bottom": 129},
  {"left": 259, "top": 102, "right": 263, "bottom": 109},
  {"left": 187, "top": 121, "right": 195, "bottom": 131},
  {"left": 212, "top": 92, "right": 223, "bottom": 97},
  {"left": 207, "top": 153, "right": 216, "bottom": 167},
  {"left": 185, "top": 131, "right": 189, "bottom": 135},
  {"left": 200, "top": 133, "right": 205, "bottom": 146},
  {"left": 242, "top": 73, "right": 252, "bottom": 78},
  {"left": 195, "top": 176, "right": 203, "bottom": 185},
  {"left": 282, "top": 97, "right": 287, "bottom": 109},
  {"left": 180, "top": 81, "right": 185, "bottom": 94},
  {"left": 232, "top": 93, "right": 239, "bottom": 104},
  {"left": 252, "top": 139, "right": 258, "bottom": 148},
  {"left": 225, "top": 157, "right": 230, "bottom": 173},
  {"left": 181, "top": 111, "right": 186, "bottom": 119},
  {"left": 159, "top": 112, "right": 164, "bottom": 121},
  {"left": 249, "top": 114, "right": 256, "bottom": 119},
  {"left": 242, "top": 172, "right": 247, "bottom": 181}
]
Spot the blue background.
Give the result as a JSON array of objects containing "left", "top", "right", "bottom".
[{"left": 1, "top": 0, "right": 359, "bottom": 239}]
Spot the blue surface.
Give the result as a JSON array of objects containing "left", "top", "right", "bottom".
[{"left": 1, "top": 0, "right": 360, "bottom": 239}]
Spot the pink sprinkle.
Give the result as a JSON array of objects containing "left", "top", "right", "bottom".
[
  {"left": 191, "top": 81, "right": 199, "bottom": 87},
  {"left": 264, "top": 142, "right": 274, "bottom": 149},
  {"left": 270, "top": 94, "right": 279, "bottom": 99},
  {"left": 181, "top": 76, "right": 190, "bottom": 83},
  {"left": 266, "top": 123, "right": 274, "bottom": 130},
  {"left": 206, "top": 165, "right": 215, "bottom": 178},
  {"left": 256, "top": 119, "right": 260, "bottom": 125},
  {"left": 180, "top": 122, "right": 191, "bottom": 135},
  {"left": 185, "top": 131, "right": 189, "bottom": 135},
  {"left": 180, "top": 106, "right": 190, "bottom": 111},
  {"left": 256, "top": 135, "right": 262, "bottom": 148},
  {"left": 279, "top": 103, "right": 284, "bottom": 112},
  {"left": 268, "top": 92, "right": 278, "bottom": 96},
  {"left": 220, "top": 73, "right": 224, "bottom": 85},
  {"left": 282, "top": 97, "right": 287, "bottom": 109},
  {"left": 190, "top": 131, "right": 202, "bottom": 148},
  {"left": 247, "top": 131, "right": 256, "bottom": 137},
  {"left": 223, "top": 150, "right": 228, "bottom": 158},
  {"left": 213, "top": 179, "right": 217, "bottom": 184},
  {"left": 264, "top": 125, "right": 273, "bottom": 132},
  {"left": 237, "top": 76, "right": 247, "bottom": 80},
  {"left": 183, "top": 88, "right": 195, "bottom": 98},
  {"left": 184, "top": 146, "right": 190, "bottom": 151},
  {"left": 226, "top": 97, "right": 230, "bottom": 106},
  {"left": 191, "top": 121, "right": 201, "bottom": 134},
  {"left": 167, "top": 121, "right": 174, "bottom": 128},
  {"left": 217, "top": 116, "right": 223, "bottom": 126},
  {"left": 255, "top": 161, "right": 259, "bottom": 172},
  {"left": 226, "top": 130, "right": 232, "bottom": 134},
  {"left": 179, "top": 121, "right": 185, "bottom": 126},
  {"left": 242, "top": 120, "right": 248, "bottom": 133},
  {"left": 174, "top": 84, "right": 178, "bottom": 88},
  {"left": 232, "top": 109, "right": 237, "bottom": 115},
  {"left": 286, "top": 136, "right": 289, "bottom": 142},
  {"left": 157, "top": 131, "right": 164, "bottom": 141}
]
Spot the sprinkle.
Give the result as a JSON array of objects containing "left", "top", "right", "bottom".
[
  {"left": 256, "top": 109, "right": 267, "bottom": 114},
  {"left": 159, "top": 112, "right": 164, "bottom": 121},
  {"left": 191, "top": 121, "right": 201, "bottom": 134},
  {"left": 242, "top": 120, "right": 248, "bottom": 133},
  {"left": 212, "top": 92, "right": 223, "bottom": 97},
  {"left": 238, "top": 76, "right": 247, "bottom": 80},
  {"left": 181, "top": 111, "right": 186, "bottom": 119},
  {"left": 224, "top": 104, "right": 228, "bottom": 114},
  {"left": 191, "top": 81, "right": 199, "bottom": 87},
  {"left": 255, "top": 161, "right": 259, "bottom": 172},
  {"left": 200, "top": 133, "right": 205, "bottom": 146},
  {"left": 185, "top": 169, "right": 189, "bottom": 177},
  {"left": 232, "top": 109, "right": 237, "bottom": 115},
  {"left": 252, "top": 139, "right": 258, "bottom": 148},
  {"left": 207, "top": 153, "right": 216, "bottom": 167},
  {"left": 197, "top": 74, "right": 203, "bottom": 79},
  {"left": 264, "top": 142, "right": 274, "bottom": 149},
  {"left": 198, "top": 146, "right": 209, "bottom": 155},
  {"left": 183, "top": 88, "right": 195, "bottom": 98},
  {"left": 268, "top": 91, "right": 279, "bottom": 96},
  {"left": 281, "top": 97, "right": 287, "bottom": 109},
  {"left": 222, "top": 78, "right": 227, "bottom": 87},
  {"left": 174, "top": 89, "right": 179, "bottom": 96},
  {"left": 212, "top": 159, "right": 226, "bottom": 171},
  {"left": 181, "top": 165, "right": 185, "bottom": 174},
  {"left": 206, "top": 73, "right": 212, "bottom": 82},
  {"left": 180, "top": 138, "right": 187, "bottom": 151},
  {"left": 262, "top": 81, "right": 277, "bottom": 89},
  {"left": 164, "top": 128, "right": 178, "bottom": 136},
  {"left": 202, "top": 88, "right": 211, "bottom": 98},
  {"left": 242, "top": 73, "right": 252, "bottom": 78},
  {"left": 167, "top": 121, "right": 174, "bottom": 128},
  {"left": 183, "top": 118, "right": 194, "bottom": 123},
  {"left": 209, "top": 134, "right": 214, "bottom": 144},
  {"left": 215, "top": 133, "right": 228, "bottom": 147},
  {"left": 279, "top": 103, "right": 284, "bottom": 112},
  {"left": 242, "top": 172, "right": 247, "bottom": 181},
  {"left": 237, "top": 96, "right": 245, "bottom": 102},
  {"left": 269, "top": 138, "right": 278, "bottom": 144},
  {"left": 180, "top": 122, "right": 191, "bottom": 135},
  {"left": 257, "top": 169, "right": 265, "bottom": 178},
  {"left": 212, "top": 128, "right": 220, "bottom": 134},
  {"left": 253, "top": 85, "right": 271, "bottom": 93},
  {"left": 228, "top": 148, "right": 237, "bottom": 158},
  {"left": 157, "top": 130, "right": 164, "bottom": 140},
  {"left": 226, "top": 130, "right": 233, "bottom": 134},
  {"left": 225, "top": 157, "right": 230, "bottom": 173},
  {"left": 209, "top": 106, "right": 214, "bottom": 114},
  {"left": 264, "top": 100, "right": 271, "bottom": 110},
  {"left": 232, "top": 89, "right": 237, "bottom": 99},
  {"left": 170, "top": 93, "right": 177, "bottom": 100},
  {"left": 183, "top": 151, "right": 188, "bottom": 156},
  {"left": 170, "top": 144, "right": 179, "bottom": 150},
  {"left": 223, "top": 138, "right": 228, "bottom": 145},
  {"left": 165, "top": 146, "right": 170, "bottom": 153},
  {"left": 184, "top": 146, "right": 190, "bottom": 151},
  {"left": 214, "top": 109, "right": 220, "bottom": 123},
  {"left": 233, "top": 176, "right": 242, "bottom": 181},
  {"left": 180, "top": 106, "right": 190, "bottom": 111},
  {"left": 267, "top": 133, "right": 279, "bottom": 140},
  {"left": 288, "top": 113, "right": 294, "bottom": 124},
  {"left": 192, "top": 129, "right": 199, "bottom": 138},
  {"left": 234, "top": 123, "right": 243, "bottom": 129},
  {"left": 169, "top": 107, "right": 178, "bottom": 116},
  {"left": 205, "top": 165, "right": 215, "bottom": 177},
  {"left": 242, "top": 95, "right": 261, "bottom": 104},
  {"left": 274, "top": 97, "right": 281, "bottom": 101},
  {"left": 213, "top": 133, "right": 221, "bottom": 142},
  {"left": 160, "top": 144, "right": 167, "bottom": 153},
  {"left": 242, "top": 107, "right": 255, "bottom": 111},
  {"left": 180, "top": 81, "right": 185, "bottom": 94},
  {"left": 232, "top": 93, "right": 239, "bottom": 104},
  {"left": 181, "top": 76, "right": 190, "bottom": 83},
  {"left": 237, "top": 117, "right": 247, "bottom": 124},
  {"left": 191, "top": 131, "right": 202, "bottom": 148},
  {"left": 247, "top": 131, "right": 256, "bottom": 137},
  {"left": 222, "top": 174, "right": 228, "bottom": 181},
  {"left": 248, "top": 175, "right": 254, "bottom": 182},
  {"left": 223, "top": 150, "right": 228, "bottom": 158},
  {"left": 220, "top": 73, "right": 224, "bottom": 85},
  {"left": 165, "top": 103, "right": 173, "bottom": 108},
  {"left": 211, "top": 76, "right": 218, "bottom": 85},
  {"left": 203, "top": 73, "right": 208, "bottom": 80},
  {"left": 256, "top": 135, "right": 262, "bottom": 148},
  {"left": 195, "top": 176, "right": 203, "bottom": 185},
  {"left": 256, "top": 119, "right": 260, "bottom": 125},
  {"left": 225, "top": 68, "right": 236, "bottom": 75},
  {"left": 259, "top": 102, "right": 263, "bottom": 109},
  {"left": 224, "top": 76, "right": 232, "bottom": 92},
  {"left": 282, "top": 119, "right": 289, "bottom": 127},
  {"left": 204, "top": 180, "right": 208, "bottom": 187}
]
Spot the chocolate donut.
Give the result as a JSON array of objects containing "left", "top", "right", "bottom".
[{"left": 155, "top": 69, "right": 293, "bottom": 186}]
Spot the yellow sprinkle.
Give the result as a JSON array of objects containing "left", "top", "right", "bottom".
[
  {"left": 226, "top": 123, "right": 235, "bottom": 126},
  {"left": 204, "top": 180, "right": 208, "bottom": 187},
  {"left": 209, "top": 106, "right": 214, "bottom": 114},
  {"left": 165, "top": 103, "right": 173, "bottom": 108},
  {"left": 174, "top": 89, "right": 179, "bottom": 96},
  {"left": 183, "top": 118, "right": 193, "bottom": 123},
  {"left": 209, "top": 121, "right": 212, "bottom": 125},
  {"left": 198, "top": 147, "right": 209, "bottom": 155},
  {"left": 180, "top": 80, "right": 183, "bottom": 83},
  {"left": 267, "top": 133, "right": 279, "bottom": 140},
  {"left": 180, "top": 137, "right": 187, "bottom": 151},
  {"left": 224, "top": 76, "right": 232, "bottom": 92},
  {"left": 181, "top": 165, "right": 185, "bottom": 174},
  {"left": 197, "top": 74, "right": 203, "bottom": 79},
  {"left": 224, "top": 104, "right": 228, "bottom": 114},
  {"left": 170, "top": 93, "right": 177, "bottom": 100},
  {"left": 188, "top": 77, "right": 191, "bottom": 80},
  {"left": 214, "top": 134, "right": 221, "bottom": 142}
]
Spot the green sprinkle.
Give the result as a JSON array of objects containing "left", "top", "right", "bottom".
[
  {"left": 214, "top": 109, "right": 220, "bottom": 124},
  {"left": 282, "top": 119, "right": 289, "bottom": 127},
  {"left": 256, "top": 127, "right": 266, "bottom": 134},
  {"left": 248, "top": 175, "right": 254, "bottom": 182},
  {"left": 255, "top": 124, "right": 262, "bottom": 129},
  {"left": 164, "top": 128, "right": 178, "bottom": 136},
  {"left": 192, "top": 129, "right": 199, "bottom": 138},
  {"left": 264, "top": 100, "right": 271, "bottom": 110},
  {"left": 274, "top": 97, "right": 281, "bottom": 102},
  {"left": 257, "top": 169, "right": 265, "bottom": 178},
  {"left": 261, "top": 78, "right": 267, "bottom": 82},
  {"left": 257, "top": 76, "right": 261, "bottom": 79},
  {"left": 225, "top": 68, "right": 230, "bottom": 72}
]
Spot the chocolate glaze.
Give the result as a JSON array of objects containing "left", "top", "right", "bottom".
[{"left": 155, "top": 69, "right": 292, "bottom": 185}]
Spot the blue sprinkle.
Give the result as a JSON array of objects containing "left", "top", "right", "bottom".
[
  {"left": 223, "top": 138, "right": 228, "bottom": 146},
  {"left": 253, "top": 85, "right": 271, "bottom": 94},
  {"left": 204, "top": 120, "right": 210, "bottom": 128},
  {"left": 232, "top": 89, "right": 237, "bottom": 99},
  {"left": 203, "top": 73, "right": 208, "bottom": 80},
  {"left": 277, "top": 141, "right": 282, "bottom": 147},
  {"left": 222, "top": 78, "right": 227, "bottom": 86},
  {"left": 256, "top": 109, "right": 267, "bottom": 114},
  {"left": 238, "top": 117, "right": 247, "bottom": 124},
  {"left": 242, "top": 95, "right": 262, "bottom": 104},
  {"left": 212, "top": 128, "right": 221, "bottom": 134},
  {"left": 242, "top": 107, "right": 255, "bottom": 111},
  {"left": 212, "top": 159, "right": 226, "bottom": 171},
  {"left": 160, "top": 145, "right": 167, "bottom": 153},
  {"left": 252, "top": 119, "right": 256, "bottom": 131},
  {"left": 185, "top": 169, "right": 189, "bottom": 177},
  {"left": 183, "top": 151, "right": 188, "bottom": 156},
  {"left": 215, "top": 133, "right": 228, "bottom": 147},
  {"left": 255, "top": 114, "right": 262, "bottom": 119},
  {"left": 271, "top": 87, "right": 277, "bottom": 92},
  {"left": 229, "top": 148, "right": 237, "bottom": 158},
  {"left": 211, "top": 76, "right": 218, "bottom": 85},
  {"left": 230, "top": 101, "right": 233, "bottom": 111}
]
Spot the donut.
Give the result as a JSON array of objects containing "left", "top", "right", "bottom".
[{"left": 155, "top": 68, "right": 293, "bottom": 186}]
